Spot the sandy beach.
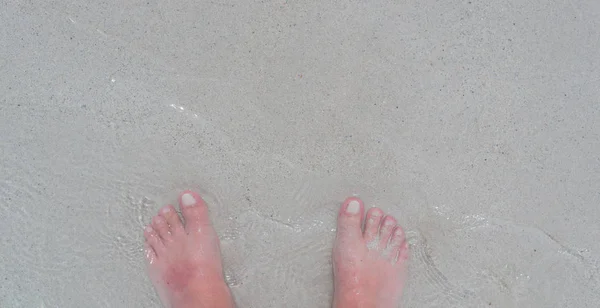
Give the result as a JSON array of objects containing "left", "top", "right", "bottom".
[{"left": 1, "top": 0, "right": 599, "bottom": 307}]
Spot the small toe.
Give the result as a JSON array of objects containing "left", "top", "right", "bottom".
[
  {"left": 178, "top": 190, "right": 211, "bottom": 231},
  {"left": 387, "top": 226, "right": 406, "bottom": 261},
  {"left": 152, "top": 215, "right": 171, "bottom": 240},
  {"left": 336, "top": 197, "right": 365, "bottom": 240},
  {"left": 363, "top": 207, "right": 384, "bottom": 244},
  {"left": 397, "top": 241, "right": 410, "bottom": 264},
  {"left": 378, "top": 215, "right": 397, "bottom": 247},
  {"left": 159, "top": 205, "right": 183, "bottom": 234},
  {"left": 144, "top": 225, "right": 163, "bottom": 252},
  {"left": 145, "top": 243, "right": 158, "bottom": 264}
]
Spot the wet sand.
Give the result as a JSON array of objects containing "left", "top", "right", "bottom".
[{"left": 1, "top": 0, "right": 599, "bottom": 307}]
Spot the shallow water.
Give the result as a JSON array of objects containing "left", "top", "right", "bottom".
[{"left": 2, "top": 0, "right": 600, "bottom": 307}]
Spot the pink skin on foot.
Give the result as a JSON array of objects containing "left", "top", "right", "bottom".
[
  {"left": 333, "top": 197, "right": 409, "bottom": 308},
  {"left": 144, "top": 190, "right": 234, "bottom": 308}
]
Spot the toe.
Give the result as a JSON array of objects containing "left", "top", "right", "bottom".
[
  {"left": 178, "top": 190, "right": 212, "bottom": 232},
  {"left": 397, "top": 241, "right": 410, "bottom": 265},
  {"left": 363, "top": 207, "right": 384, "bottom": 244},
  {"left": 145, "top": 243, "right": 158, "bottom": 264},
  {"left": 152, "top": 215, "right": 171, "bottom": 240},
  {"left": 159, "top": 205, "right": 184, "bottom": 234},
  {"left": 144, "top": 225, "right": 163, "bottom": 253},
  {"left": 386, "top": 226, "right": 406, "bottom": 262},
  {"left": 336, "top": 197, "right": 365, "bottom": 240},
  {"left": 378, "top": 215, "right": 397, "bottom": 248}
]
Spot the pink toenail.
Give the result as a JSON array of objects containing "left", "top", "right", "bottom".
[
  {"left": 346, "top": 200, "right": 360, "bottom": 214},
  {"left": 145, "top": 226, "right": 153, "bottom": 232},
  {"left": 161, "top": 207, "right": 171, "bottom": 214},
  {"left": 181, "top": 193, "right": 196, "bottom": 207}
]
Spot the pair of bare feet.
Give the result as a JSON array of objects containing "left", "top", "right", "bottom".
[{"left": 144, "top": 190, "right": 409, "bottom": 308}]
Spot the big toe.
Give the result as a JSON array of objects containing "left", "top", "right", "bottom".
[
  {"left": 178, "top": 190, "right": 212, "bottom": 232},
  {"left": 335, "top": 197, "right": 365, "bottom": 243}
]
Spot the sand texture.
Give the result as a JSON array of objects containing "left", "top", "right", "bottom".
[{"left": 1, "top": 0, "right": 600, "bottom": 307}]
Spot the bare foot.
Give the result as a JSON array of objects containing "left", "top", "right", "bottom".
[
  {"left": 143, "top": 190, "right": 234, "bottom": 308},
  {"left": 333, "top": 197, "right": 409, "bottom": 308}
]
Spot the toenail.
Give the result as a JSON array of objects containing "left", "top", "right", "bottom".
[
  {"left": 145, "top": 226, "right": 153, "bottom": 233},
  {"left": 346, "top": 200, "right": 360, "bottom": 214},
  {"left": 181, "top": 193, "right": 196, "bottom": 207},
  {"left": 161, "top": 207, "right": 171, "bottom": 214}
]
